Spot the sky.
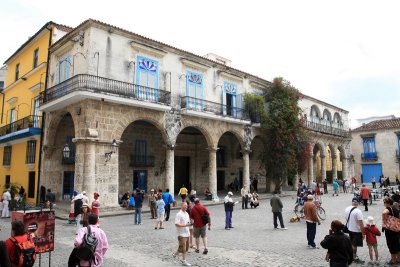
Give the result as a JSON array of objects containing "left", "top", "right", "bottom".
[{"left": 1, "top": 0, "right": 399, "bottom": 128}]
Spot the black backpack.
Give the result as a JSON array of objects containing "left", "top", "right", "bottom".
[{"left": 76, "top": 226, "right": 98, "bottom": 262}]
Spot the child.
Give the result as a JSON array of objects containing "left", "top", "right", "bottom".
[{"left": 363, "top": 216, "right": 381, "bottom": 264}]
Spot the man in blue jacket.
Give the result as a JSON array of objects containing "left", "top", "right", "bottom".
[{"left": 162, "top": 188, "right": 174, "bottom": 221}]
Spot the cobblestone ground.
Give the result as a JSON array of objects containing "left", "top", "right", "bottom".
[{"left": 0, "top": 191, "right": 394, "bottom": 266}]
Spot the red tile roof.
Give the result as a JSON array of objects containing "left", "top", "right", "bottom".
[{"left": 352, "top": 118, "right": 400, "bottom": 132}]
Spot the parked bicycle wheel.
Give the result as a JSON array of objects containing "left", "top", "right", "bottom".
[
  {"left": 294, "top": 204, "right": 305, "bottom": 218},
  {"left": 317, "top": 207, "right": 326, "bottom": 221}
]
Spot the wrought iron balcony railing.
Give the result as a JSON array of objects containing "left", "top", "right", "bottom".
[
  {"left": 130, "top": 155, "right": 155, "bottom": 167},
  {"left": 305, "top": 121, "right": 350, "bottom": 138},
  {"left": 40, "top": 74, "right": 171, "bottom": 106},
  {"left": 361, "top": 152, "right": 378, "bottom": 161},
  {"left": 0, "top": 115, "right": 42, "bottom": 137},
  {"left": 180, "top": 96, "right": 250, "bottom": 121}
]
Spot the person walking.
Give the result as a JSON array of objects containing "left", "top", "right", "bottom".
[
  {"left": 360, "top": 184, "right": 370, "bottom": 211},
  {"left": 69, "top": 214, "right": 108, "bottom": 267},
  {"left": 74, "top": 193, "right": 83, "bottom": 233},
  {"left": 5, "top": 220, "right": 36, "bottom": 266},
  {"left": 344, "top": 197, "right": 365, "bottom": 264},
  {"left": 148, "top": 189, "right": 157, "bottom": 219},
  {"left": 371, "top": 176, "right": 376, "bottom": 189},
  {"left": 332, "top": 180, "right": 339, "bottom": 196},
  {"left": 155, "top": 194, "right": 165, "bottom": 230},
  {"left": 172, "top": 202, "right": 191, "bottom": 266},
  {"left": 363, "top": 216, "right": 381, "bottom": 264},
  {"left": 303, "top": 195, "right": 320, "bottom": 249},
  {"left": 320, "top": 220, "right": 353, "bottom": 267},
  {"left": 1, "top": 189, "right": 11, "bottom": 218},
  {"left": 241, "top": 186, "right": 249, "bottom": 209},
  {"left": 178, "top": 185, "right": 188, "bottom": 203},
  {"left": 162, "top": 188, "right": 174, "bottom": 221},
  {"left": 81, "top": 191, "right": 89, "bottom": 205},
  {"left": 323, "top": 179, "right": 328, "bottom": 194},
  {"left": 252, "top": 176, "right": 258, "bottom": 192},
  {"left": 224, "top": 192, "right": 236, "bottom": 230},
  {"left": 189, "top": 198, "right": 211, "bottom": 254},
  {"left": 134, "top": 188, "right": 144, "bottom": 225},
  {"left": 270, "top": 191, "right": 287, "bottom": 230},
  {"left": 91, "top": 192, "right": 100, "bottom": 216},
  {"left": 382, "top": 197, "right": 400, "bottom": 265}
]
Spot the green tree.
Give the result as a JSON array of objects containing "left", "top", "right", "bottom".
[{"left": 261, "top": 77, "right": 310, "bottom": 192}]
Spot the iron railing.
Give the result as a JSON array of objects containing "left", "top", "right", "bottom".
[
  {"left": 40, "top": 74, "right": 171, "bottom": 106},
  {"left": 305, "top": 121, "right": 350, "bottom": 137},
  {"left": 130, "top": 155, "right": 155, "bottom": 167},
  {"left": 361, "top": 152, "right": 378, "bottom": 161},
  {"left": 0, "top": 115, "right": 42, "bottom": 137},
  {"left": 180, "top": 96, "right": 250, "bottom": 121}
]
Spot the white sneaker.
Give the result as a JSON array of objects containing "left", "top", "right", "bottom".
[
  {"left": 280, "top": 227, "right": 288, "bottom": 230},
  {"left": 182, "top": 260, "right": 192, "bottom": 266}
]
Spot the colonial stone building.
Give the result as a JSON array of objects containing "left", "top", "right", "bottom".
[
  {"left": 298, "top": 95, "right": 352, "bottom": 185},
  {"left": 351, "top": 118, "right": 400, "bottom": 182},
  {"left": 38, "top": 19, "right": 351, "bottom": 207}
]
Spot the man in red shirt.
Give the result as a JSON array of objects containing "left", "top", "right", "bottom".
[
  {"left": 360, "top": 184, "right": 370, "bottom": 211},
  {"left": 189, "top": 198, "right": 211, "bottom": 255}
]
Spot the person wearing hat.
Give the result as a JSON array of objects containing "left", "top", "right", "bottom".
[
  {"left": 344, "top": 197, "right": 365, "bottom": 263},
  {"left": 91, "top": 193, "right": 100, "bottom": 216},
  {"left": 79, "top": 203, "right": 91, "bottom": 229},
  {"left": 320, "top": 220, "right": 354, "bottom": 266},
  {"left": 223, "top": 192, "right": 236, "bottom": 230},
  {"left": 363, "top": 216, "right": 381, "bottom": 264},
  {"left": 82, "top": 191, "right": 89, "bottom": 205},
  {"left": 304, "top": 195, "right": 321, "bottom": 249},
  {"left": 74, "top": 194, "right": 84, "bottom": 233},
  {"left": 148, "top": 189, "right": 157, "bottom": 219},
  {"left": 270, "top": 191, "right": 287, "bottom": 230}
]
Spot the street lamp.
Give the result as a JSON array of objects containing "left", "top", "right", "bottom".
[
  {"left": 63, "top": 143, "right": 70, "bottom": 159},
  {"left": 105, "top": 139, "right": 118, "bottom": 162}
]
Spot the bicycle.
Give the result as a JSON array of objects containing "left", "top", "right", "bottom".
[{"left": 294, "top": 198, "right": 326, "bottom": 221}]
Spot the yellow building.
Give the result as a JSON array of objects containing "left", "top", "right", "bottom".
[{"left": 1, "top": 22, "right": 71, "bottom": 204}]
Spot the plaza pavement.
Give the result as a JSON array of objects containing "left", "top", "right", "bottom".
[{"left": 0, "top": 189, "right": 395, "bottom": 266}]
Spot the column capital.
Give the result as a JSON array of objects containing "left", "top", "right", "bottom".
[
  {"left": 241, "top": 149, "right": 252, "bottom": 155},
  {"left": 207, "top": 147, "right": 219, "bottom": 152},
  {"left": 165, "top": 144, "right": 175, "bottom": 151}
]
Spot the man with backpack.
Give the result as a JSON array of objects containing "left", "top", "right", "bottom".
[
  {"left": 189, "top": 198, "right": 211, "bottom": 255},
  {"left": 68, "top": 213, "right": 108, "bottom": 267},
  {"left": 5, "top": 220, "right": 36, "bottom": 267}
]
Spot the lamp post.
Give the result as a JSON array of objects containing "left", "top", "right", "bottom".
[
  {"left": 63, "top": 143, "right": 70, "bottom": 159},
  {"left": 105, "top": 139, "right": 118, "bottom": 163}
]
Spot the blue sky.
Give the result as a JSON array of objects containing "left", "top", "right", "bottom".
[{"left": 1, "top": 0, "right": 399, "bottom": 128}]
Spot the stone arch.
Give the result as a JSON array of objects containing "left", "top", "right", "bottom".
[
  {"left": 111, "top": 112, "right": 168, "bottom": 146},
  {"left": 179, "top": 121, "right": 214, "bottom": 149},
  {"left": 310, "top": 105, "right": 321, "bottom": 122},
  {"left": 322, "top": 109, "right": 332, "bottom": 122},
  {"left": 312, "top": 141, "right": 326, "bottom": 157},
  {"left": 45, "top": 110, "right": 79, "bottom": 147},
  {"left": 216, "top": 129, "right": 244, "bottom": 150},
  {"left": 333, "top": 112, "right": 342, "bottom": 128},
  {"left": 337, "top": 145, "right": 348, "bottom": 160}
]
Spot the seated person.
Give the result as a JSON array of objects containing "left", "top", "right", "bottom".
[
  {"left": 204, "top": 188, "right": 212, "bottom": 200},
  {"left": 250, "top": 192, "right": 259, "bottom": 208},
  {"left": 121, "top": 191, "right": 130, "bottom": 207}
]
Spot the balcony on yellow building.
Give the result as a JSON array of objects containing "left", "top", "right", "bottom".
[{"left": 0, "top": 115, "right": 42, "bottom": 143}]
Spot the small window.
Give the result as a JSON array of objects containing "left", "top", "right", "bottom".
[
  {"left": 5, "top": 175, "right": 10, "bottom": 188},
  {"left": 135, "top": 140, "right": 147, "bottom": 164},
  {"left": 26, "top": 140, "right": 36, "bottom": 164},
  {"left": 3, "top": 146, "right": 12, "bottom": 166},
  {"left": 0, "top": 81, "right": 4, "bottom": 89},
  {"left": 15, "top": 63, "right": 20, "bottom": 81},
  {"left": 33, "top": 48, "right": 39, "bottom": 68},
  {"left": 28, "top": 172, "right": 35, "bottom": 198}
]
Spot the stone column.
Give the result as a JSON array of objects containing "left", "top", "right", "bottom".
[
  {"left": 308, "top": 153, "right": 314, "bottom": 186},
  {"left": 83, "top": 140, "right": 96, "bottom": 203},
  {"left": 208, "top": 147, "right": 218, "bottom": 201},
  {"left": 321, "top": 155, "right": 326, "bottom": 183},
  {"left": 342, "top": 157, "right": 349, "bottom": 181},
  {"left": 165, "top": 147, "right": 175, "bottom": 196},
  {"left": 332, "top": 155, "right": 338, "bottom": 180},
  {"left": 242, "top": 150, "right": 250, "bottom": 190}
]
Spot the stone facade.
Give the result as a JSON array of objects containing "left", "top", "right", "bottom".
[{"left": 39, "top": 19, "right": 350, "bottom": 207}]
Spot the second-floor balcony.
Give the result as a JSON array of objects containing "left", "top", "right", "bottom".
[
  {"left": 40, "top": 74, "right": 171, "bottom": 107},
  {"left": 305, "top": 121, "right": 350, "bottom": 138},
  {"left": 361, "top": 152, "right": 378, "bottom": 161},
  {"left": 180, "top": 96, "right": 250, "bottom": 121},
  {"left": 0, "top": 115, "right": 42, "bottom": 143}
]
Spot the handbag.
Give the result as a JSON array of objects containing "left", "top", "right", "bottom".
[
  {"left": 343, "top": 207, "right": 356, "bottom": 233},
  {"left": 382, "top": 215, "right": 400, "bottom": 232}
]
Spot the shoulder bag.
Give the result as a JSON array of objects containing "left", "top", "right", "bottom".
[{"left": 343, "top": 207, "right": 356, "bottom": 233}]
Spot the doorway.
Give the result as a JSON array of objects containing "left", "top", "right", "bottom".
[
  {"left": 226, "top": 93, "right": 233, "bottom": 116},
  {"left": 175, "top": 156, "right": 190, "bottom": 193},
  {"left": 62, "top": 171, "right": 74, "bottom": 199},
  {"left": 217, "top": 170, "right": 225, "bottom": 190},
  {"left": 133, "top": 170, "right": 148, "bottom": 193}
]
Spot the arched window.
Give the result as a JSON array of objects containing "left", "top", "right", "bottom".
[
  {"left": 310, "top": 105, "right": 320, "bottom": 123},
  {"left": 322, "top": 109, "right": 331, "bottom": 126},
  {"left": 333, "top": 113, "right": 341, "bottom": 128}
]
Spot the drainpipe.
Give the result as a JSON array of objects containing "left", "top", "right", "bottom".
[
  {"left": 36, "top": 22, "right": 53, "bottom": 205},
  {"left": 0, "top": 91, "right": 4, "bottom": 124}
]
